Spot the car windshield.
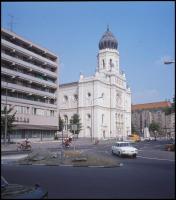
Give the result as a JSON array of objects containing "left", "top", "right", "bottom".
[
  {"left": 117, "top": 143, "right": 131, "bottom": 147},
  {"left": 1, "top": 177, "right": 8, "bottom": 188}
]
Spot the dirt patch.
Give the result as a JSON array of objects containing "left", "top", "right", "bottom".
[{"left": 17, "top": 149, "right": 121, "bottom": 167}]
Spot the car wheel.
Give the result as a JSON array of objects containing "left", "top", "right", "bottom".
[
  {"left": 133, "top": 154, "right": 137, "bottom": 158},
  {"left": 112, "top": 150, "right": 114, "bottom": 155},
  {"left": 118, "top": 151, "right": 121, "bottom": 157}
]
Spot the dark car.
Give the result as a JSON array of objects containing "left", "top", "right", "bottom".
[{"left": 1, "top": 176, "right": 48, "bottom": 199}]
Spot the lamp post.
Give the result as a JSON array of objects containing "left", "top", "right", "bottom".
[
  {"left": 91, "top": 95, "right": 103, "bottom": 142},
  {"left": 164, "top": 60, "right": 175, "bottom": 64},
  {"left": 164, "top": 59, "right": 175, "bottom": 140},
  {"left": 4, "top": 75, "right": 20, "bottom": 144}
]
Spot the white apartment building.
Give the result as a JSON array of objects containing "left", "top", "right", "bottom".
[
  {"left": 1, "top": 28, "right": 59, "bottom": 140},
  {"left": 59, "top": 27, "right": 131, "bottom": 140}
]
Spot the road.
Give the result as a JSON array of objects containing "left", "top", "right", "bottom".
[{"left": 1, "top": 139, "right": 175, "bottom": 199}]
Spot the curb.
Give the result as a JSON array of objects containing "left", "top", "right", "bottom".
[{"left": 12, "top": 163, "right": 123, "bottom": 168}]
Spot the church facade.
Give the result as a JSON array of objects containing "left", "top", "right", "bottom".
[{"left": 59, "top": 27, "right": 131, "bottom": 140}]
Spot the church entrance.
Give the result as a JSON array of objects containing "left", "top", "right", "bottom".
[
  {"left": 103, "top": 130, "right": 106, "bottom": 138},
  {"left": 86, "top": 126, "right": 91, "bottom": 138}
]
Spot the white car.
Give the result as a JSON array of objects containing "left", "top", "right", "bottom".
[{"left": 112, "top": 141, "right": 138, "bottom": 158}]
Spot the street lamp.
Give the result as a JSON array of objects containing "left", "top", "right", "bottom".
[
  {"left": 164, "top": 59, "right": 175, "bottom": 140},
  {"left": 4, "top": 75, "right": 19, "bottom": 145},
  {"left": 91, "top": 94, "right": 103, "bottom": 142},
  {"left": 164, "top": 60, "right": 175, "bottom": 65}
]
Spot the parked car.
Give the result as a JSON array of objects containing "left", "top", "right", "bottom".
[
  {"left": 112, "top": 141, "right": 138, "bottom": 158},
  {"left": 128, "top": 134, "right": 141, "bottom": 142},
  {"left": 1, "top": 176, "right": 48, "bottom": 199},
  {"left": 165, "top": 143, "right": 175, "bottom": 151},
  {"left": 144, "top": 137, "right": 155, "bottom": 141}
]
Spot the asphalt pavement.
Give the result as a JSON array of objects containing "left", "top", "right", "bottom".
[{"left": 1, "top": 138, "right": 175, "bottom": 199}]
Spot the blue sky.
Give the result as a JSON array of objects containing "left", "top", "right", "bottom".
[{"left": 2, "top": 2, "right": 175, "bottom": 104}]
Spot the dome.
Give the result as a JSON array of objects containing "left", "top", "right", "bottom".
[{"left": 99, "top": 26, "right": 118, "bottom": 50}]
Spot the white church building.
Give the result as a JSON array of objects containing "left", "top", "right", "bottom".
[{"left": 58, "top": 27, "right": 131, "bottom": 140}]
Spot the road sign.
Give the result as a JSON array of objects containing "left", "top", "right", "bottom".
[{"left": 71, "top": 125, "right": 77, "bottom": 131}]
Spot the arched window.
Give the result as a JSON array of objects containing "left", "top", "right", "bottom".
[
  {"left": 64, "top": 115, "right": 68, "bottom": 131},
  {"left": 115, "top": 113, "right": 117, "bottom": 121},
  {"left": 115, "top": 113, "right": 118, "bottom": 129},
  {"left": 118, "top": 114, "right": 120, "bottom": 121},
  {"left": 87, "top": 92, "right": 91, "bottom": 97},
  {"left": 110, "top": 59, "right": 114, "bottom": 68},
  {"left": 74, "top": 94, "right": 78, "bottom": 101},
  {"left": 63, "top": 95, "right": 68, "bottom": 103},
  {"left": 102, "top": 59, "right": 105, "bottom": 69},
  {"left": 87, "top": 113, "right": 91, "bottom": 120},
  {"left": 102, "top": 114, "right": 104, "bottom": 124}
]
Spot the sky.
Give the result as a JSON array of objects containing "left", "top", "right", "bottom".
[{"left": 1, "top": 1, "right": 175, "bottom": 104}]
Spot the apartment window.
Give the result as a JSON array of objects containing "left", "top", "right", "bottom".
[
  {"left": 1, "top": 104, "right": 11, "bottom": 112},
  {"left": 37, "top": 109, "right": 45, "bottom": 116},
  {"left": 32, "top": 108, "right": 37, "bottom": 115},
  {"left": 50, "top": 110, "right": 54, "bottom": 117},
  {"left": 15, "top": 106, "right": 29, "bottom": 114}
]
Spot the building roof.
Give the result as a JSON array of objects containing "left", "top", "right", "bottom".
[
  {"left": 1, "top": 28, "right": 58, "bottom": 59},
  {"left": 60, "top": 81, "right": 78, "bottom": 87},
  {"left": 99, "top": 26, "right": 118, "bottom": 50},
  {"left": 132, "top": 101, "right": 172, "bottom": 111}
]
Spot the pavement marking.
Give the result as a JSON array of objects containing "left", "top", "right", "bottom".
[
  {"left": 137, "top": 156, "right": 175, "bottom": 162},
  {"left": 2, "top": 154, "right": 28, "bottom": 159}
]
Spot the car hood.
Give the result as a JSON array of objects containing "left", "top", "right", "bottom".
[
  {"left": 1, "top": 184, "right": 47, "bottom": 199},
  {"left": 121, "top": 147, "right": 137, "bottom": 151}
]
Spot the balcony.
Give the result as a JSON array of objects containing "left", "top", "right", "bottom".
[
  {"left": 1, "top": 95, "right": 57, "bottom": 109},
  {"left": 1, "top": 81, "right": 56, "bottom": 99},
  {"left": 2, "top": 39, "right": 58, "bottom": 68},
  {"left": 1, "top": 53, "right": 57, "bottom": 79},
  {"left": 1, "top": 67, "right": 57, "bottom": 89}
]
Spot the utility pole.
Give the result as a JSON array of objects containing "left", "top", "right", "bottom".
[{"left": 4, "top": 82, "right": 8, "bottom": 145}]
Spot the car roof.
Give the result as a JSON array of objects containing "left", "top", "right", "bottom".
[{"left": 115, "top": 141, "right": 131, "bottom": 144}]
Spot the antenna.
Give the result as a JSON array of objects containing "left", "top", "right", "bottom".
[{"left": 8, "top": 14, "right": 15, "bottom": 32}]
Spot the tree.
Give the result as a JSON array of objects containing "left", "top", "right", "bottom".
[
  {"left": 1, "top": 106, "right": 17, "bottom": 143},
  {"left": 163, "top": 97, "right": 175, "bottom": 115},
  {"left": 69, "top": 114, "right": 82, "bottom": 138},
  {"left": 163, "top": 107, "right": 172, "bottom": 116},
  {"left": 149, "top": 121, "right": 160, "bottom": 140},
  {"left": 171, "top": 96, "right": 175, "bottom": 113},
  {"left": 131, "top": 123, "right": 138, "bottom": 135}
]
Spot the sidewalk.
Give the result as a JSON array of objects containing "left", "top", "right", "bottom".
[{"left": 1, "top": 138, "right": 117, "bottom": 152}]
